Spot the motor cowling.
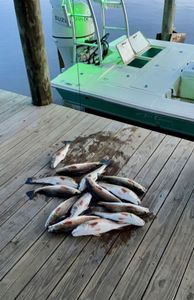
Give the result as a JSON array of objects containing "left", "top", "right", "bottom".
[{"left": 50, "top": 0, "right": 95, "bottom": 69}]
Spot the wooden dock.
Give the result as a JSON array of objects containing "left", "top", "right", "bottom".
[{"left": 0, "top": 89, "right": 194, "bottom": 300}]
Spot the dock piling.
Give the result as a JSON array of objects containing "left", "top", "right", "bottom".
[
  {"left": 161, "top": 0, "right": 176, "bottom": 41},
  {"left": 13, "top": 0, "right": 52, "bottom": 106}
]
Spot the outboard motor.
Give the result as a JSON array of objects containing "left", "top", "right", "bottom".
[{"left": 50, "top": 0, "right": 95, "bottom": 69}]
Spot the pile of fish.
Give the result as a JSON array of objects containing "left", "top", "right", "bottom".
[{"left": 25, "top": 141, "right": 150, "bottom": 237}]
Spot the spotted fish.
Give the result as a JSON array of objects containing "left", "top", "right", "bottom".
[
  {"left": 72, "top": 218, "right": 129, "bottom": 236},
  {"left": 98, "top": 181, "right": 141, "bottom": 205},
  {"left": 99, "top": 175, "right": 146, "bottom": 194},
  {"left": 50, "top": 141, "right": 71, "bottom": 169},
  {"left": 48, "top": 215, "right": 99, "bottom": 232},
  {"left": 70, "top": 192, "right": 92, "bottom": 217},
  {"left": 56, "top": 160, "right": 107, "bottom": 176},
  {"left": 92, "top": 211, "right": 145, "bottom": 226},
  {"left": 86, "top": 177, "right": 121, "bottom": 203},
  {"left": 25, "top": 176, "right": 78, "bottom": 189},
  {"left": 98, "top": 201, "right": 150, "bottom": 216},
  {"left": 26, "top": 185, "right": 80, "bottom": 200},
  {"left": 79, "top": 160, "right": 111, "bottom": 192},
  {"left": 45, "top": 195, "right": 79, "bottom": 228}
]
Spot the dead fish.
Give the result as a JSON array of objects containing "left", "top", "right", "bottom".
[
  {"left": 45, "top": 195, "right": 79, "bottom": 228},
  {"left": 50, "top": 141, "right": 71, "bottom": 169},
  {"left": 79, "top": 159, "right": 111, "bottom": 192},
  {"left": 70, "top": 192, "right": 92, "bottom": 217},
  {"left": 92, "top": 211, "right": 145, "bottom": 226},
  {"left": 48, "top": 215, "right": 99, "bottom": 232},
  {"left": 86, "top": 177, "right": 121, "bottom": 203},
  {"left": 98, "top": 181, "right": 141, "bottom": 205},
  {"left": 98, "top": 202, "right": 150, "bottom": 216},
  {"left": 56, "top": 160, "right": 109, "bottom": 176},
  {"left": 89, "top": 205, "right": 108, "bottom": 214},
  {"left": 26, "top": 185, "right": 80, "bottom": 200},
  {"left": 72, "top": 218, "right": 129, "bottom": 237},
  {"left": 25, "top": 176, "right": 78, "bottom": 189},
  {"left": 99, "top": 175, "right": 146, "bottom": 195}
]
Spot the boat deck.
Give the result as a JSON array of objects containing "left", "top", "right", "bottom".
[
  {"left": 52, "top": 36, "right": 194, "bottom": 138},
  {"left": 0, "top": 89, "right": 194, "bottom": 300}
]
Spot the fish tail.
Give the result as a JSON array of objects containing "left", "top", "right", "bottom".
[
  {"left": 25, "top": 177, "right": 34, "bottom": 184},
  {"left": 62, "top": 140, "right": 72, "bottom": 145},
  {"left": 26, "top": 190, "right": 35, "bottom": 200},
  {"left": 100, "top": 159, "right": 113, "bottom": 166},
  {"left": 47, "top": 226, "right": 54, "bottom": 232}
]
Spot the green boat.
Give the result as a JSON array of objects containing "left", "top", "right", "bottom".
[{"left": 50, "top": 0, "right": 194, "bottom": 139}]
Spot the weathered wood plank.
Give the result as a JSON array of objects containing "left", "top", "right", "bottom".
[
  {"left": 142, "top": 191, "right": 194, "bottom": 300},
  {"left": 0, "top": 113, "right": 100, "bottom": 238},
  {"left": 48, "top": 136, "right": 183, "bottom": 300},
  {"left": 0, "top": 112, "right": 101, "bottom": 201},
  {"left": 0, "top": 117, "right": 113, "bottom": 284},
  {"left": 109, "top": 143, "right": 194, "bottom": 300},
  {"left": 0, "top": 89, "right": 21, "bottom": 103},
  {"left": 0, "top": 120, "right": 126, "bottom": 298},
  {"left": 0, "top": 115, "right": 111, "bottom": 228},
  {"left": 0, "top": 104, "right": 55, "bottom": 145},
  {"left": 0, "top": 105, "right": 74, "bottom": 163},
  {"left": 0, "top": 107, "right": 77, "bottom": 170},
  {"left": 0, "top": 118, "right": 123, "bottom": 247},
  {"left": 119, "top": 130, "right": 165, "bottom": 178},
  {"left": 1, "top": 90, "right": 193, "bottom": 300},
  {"left": 174, "top": 249, "right": 194, "bottom": 300},
  {"left": 0, "top": 95, "right": 30, "bottom": 117},
  {"left": 0, "top": 105, "right": 56, "bottom": 146},
  {"left": 8, "top": 125, "right": 149, "bottom": 300},
  {"left": 0, "top": 107, "right": 80, "bottom": 182},
  {"left": 78, "top": 137, "right": 192, "bottom": 300}
]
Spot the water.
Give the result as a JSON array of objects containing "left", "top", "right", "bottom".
[{"left": 0, "top": 0, "right": 194, "bottom": 103}]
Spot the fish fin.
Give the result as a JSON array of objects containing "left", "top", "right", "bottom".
[
  {"left": 50, "top": 160, "right": 55, "bottom": 169},
  {"left": 25, "top": 177, "right": 33, "bottom": 184},
  {"left": 47, "top": 226, "right": 54, "bottom": 233},
  {"left": 62, "top": 140, "right": 72, "bottom": 145},
  {"left": 100, "top": 159, "right": 113, "bottom": 166},
  {"left": 26, "top": 190, "right": 35, "bottom": 200}
]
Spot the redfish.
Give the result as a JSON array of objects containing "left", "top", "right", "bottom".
[
  {"left": 86, "top": 177, "right": 121, "bottom": 203},
  {"left": 26, "top": 185, "right": 80, "bottom": 200},
  {"left": 51, "top": 141, "right": 71, "bottom": 169},
  {"left": 79, "top": 159, "right": 111, "bottom": 192},
  {"left": 25, "top": 176, "right": 78, "bottom": 189},
  {"left": 45, "top": 195, "right": 79, "bottom": 228},
  {"left": 99, "top": 175, "right": 146, "bottom": 194},
  {"left": 72, "top": 218, "right": 128, "bottom": 236},
  {"left": 56, "top": 160, "right": 107, "bottom": 176},
  {"left": 98, "top": 181, "right": 141, "bottom": 205},
  {"left": 48, "top": 215, "right": 98, "bottom": 232},
  {"left": 98, "top": 201, "right": 150, "bottom": 216},
  {"left": 70, "top": 192, "right": 92, "bottom": 217},
  {"left": 92, "top": 211, "right": 145, "bottom": 226}
]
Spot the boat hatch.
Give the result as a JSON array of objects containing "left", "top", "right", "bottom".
[
  {"left": 128, "top": 58, "right": 149, "bottom": 68},
  {"left": 117, "top": 32, "right": 164, "bottom": 68},
  {"left": 141, "top": 47, "right": 163, "bottom": 58}
]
